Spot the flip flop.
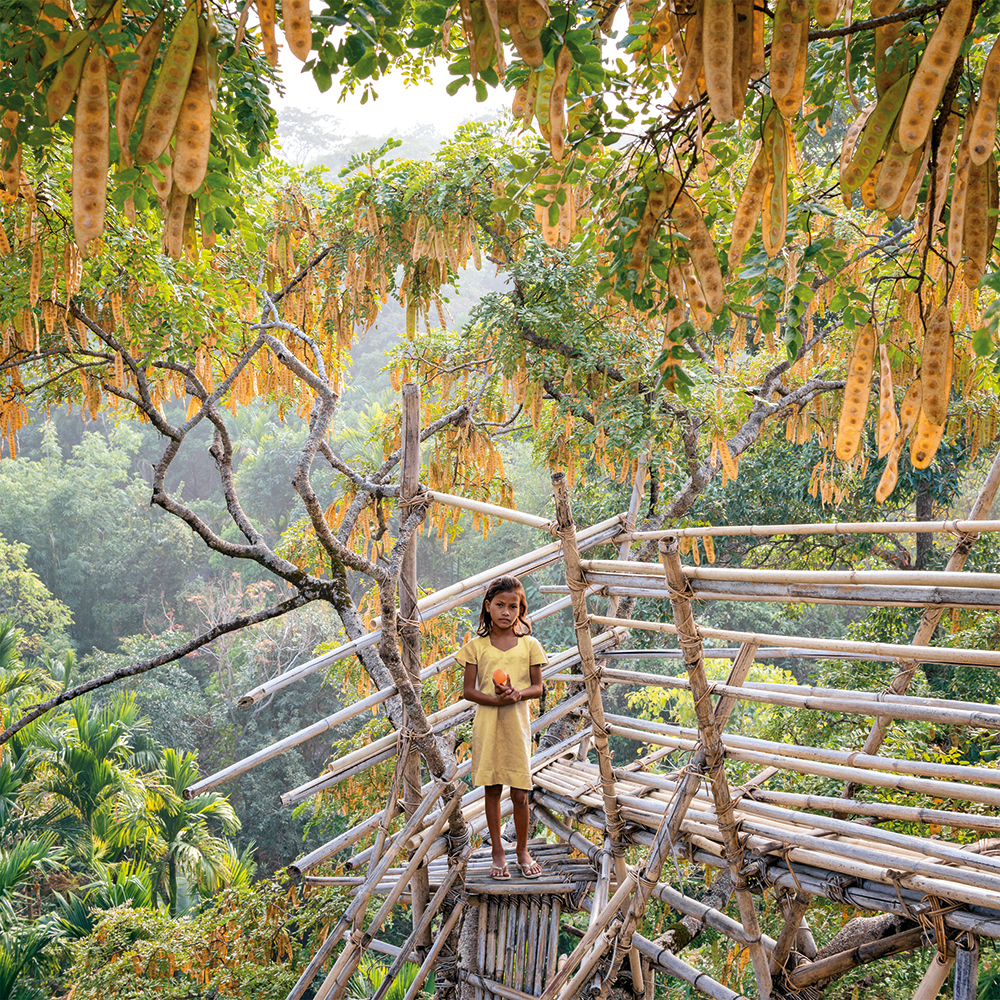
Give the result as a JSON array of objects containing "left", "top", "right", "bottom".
[
  {"left": 517, "top": 860, "right": 544, "bottom": 879},
  {"left": 490, "top": 863, "right": 511, "bottom": 880}
]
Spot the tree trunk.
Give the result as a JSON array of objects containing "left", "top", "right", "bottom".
[{"left": 915, "top": 485, "right": 933, "bottom": 570}]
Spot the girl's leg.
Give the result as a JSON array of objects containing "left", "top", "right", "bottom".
[
  {"left": 484, "top": 784, "right": 506, "bottom": 872},
  {"left": 510, "top": 787, "right": 537, "bottom": 870}
]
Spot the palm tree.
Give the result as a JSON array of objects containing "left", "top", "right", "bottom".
[{"left": 130, "top": 749, "right": 241, "bottom": 916}]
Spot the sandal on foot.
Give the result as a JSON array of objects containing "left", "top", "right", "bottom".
[
  {"left": 517, "top": 860, "right": 544, "bottom": 879},
  {"left": 490, "top": 863, "right": 510, "bottom": 880}
]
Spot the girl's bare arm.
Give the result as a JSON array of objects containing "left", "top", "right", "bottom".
[{"left": 512, "top": 663, "right": 544, "bottom": 702}]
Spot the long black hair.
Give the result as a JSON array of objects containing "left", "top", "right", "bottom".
[{"left": 476, "top": 575, "right": 532, "bottom": 637}]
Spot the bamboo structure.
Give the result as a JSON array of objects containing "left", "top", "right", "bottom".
[{"left": 207, "top": 417, "right": 1000, "bottom": 1000}]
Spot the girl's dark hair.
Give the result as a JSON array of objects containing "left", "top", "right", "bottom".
[{"left": 476, "top": 575, "right": 531, "bottom": 637}]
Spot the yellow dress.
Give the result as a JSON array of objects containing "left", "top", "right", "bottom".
[{"left": 456, "top": 634, "right": 548, "bottom": 789}]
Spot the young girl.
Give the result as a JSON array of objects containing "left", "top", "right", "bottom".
[{"left": 457, "top": 575, "right": 548, "bottom": 880}]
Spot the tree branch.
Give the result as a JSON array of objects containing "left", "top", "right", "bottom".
[{"left": 0, "top": 593, "right": 313, "bottom": 747}]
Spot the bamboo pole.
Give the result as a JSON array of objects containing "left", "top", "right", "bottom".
[
  {"left": 400, "top": 900, "right": 466, "bottom": 1000},
  {"left": 238, "top": 516, "right": 623, "bottom": 706},
  {"left": 628, "top": 935, "right": 753, "bottom": 1000},
  {"left": 659, "top": 538, "right": 772, "bottom": 1000},
  {"left": 313, "top": 792, "right": 460, "bottom": 1000},
  {"left": 581, "top": 559, "right": 1000, "bottom": 592},
  {"left": 589, "top": 615, "right": 1000, "bottom": 668},
  {"left": 786, "top": 925, "right": 927, "bottom": 989},
  {"left": 860, "top": 448, "right": 1000, "bottom": 761},
  {"left": 285, "top": 779, "right": 447, "bottom": 1000},
  {"left": 608, "top": 716, "right": 1000, "bottom": 786},
  {"left": 617, "top": 517, "right": 1000, "bottom": 540},
  {"left": 575, "top": 574, "right": 1000, "bottom": 612},
  {"left": 953, "top": 938, "right": 979, "bottom": 1000},
  {"left": 551, "top": 471, "right": 643, "bottom": 993},
  {"left": 912, "top": 953, "right": 955, "bottom": 1000},
  {"left": 290, "top": 812, "right": 383, "bottom": 878},
  {"left": 425, "top": 490, "right": 556, "bottom": 531},
  {"left": 463, "top": 973, "right": 538, "bottom": 1000},
  {"left": 749, "top": 790, "right": 1000, "bottom": 835},
  {"left": 769, "top": 893, "right": 811, "bottom": 975},
  {"left": 399, "top": 384, "right": 430, "bottom": 949}
]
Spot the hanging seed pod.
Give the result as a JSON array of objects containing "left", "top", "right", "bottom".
[
  {"left": 661, "top": 172, "right": 725, "bottom": 313},
  {"left": 911, "top": 337, "right": 952, "bottom": 468},
  {"left": 874, "top": 138, "right": 916, "bottom": 211},
  {"left": 115, "top": 13, "right": 163, "bottom": 165},
  {"left": 751, "top": 1, "right": 765, "bottom": 78},
  {"left": 172, "top": 35, "right": 211, "bottom": 194},
  {"left": 987, "top": 153, "right": 998, "bottom": 259},
  {"left": 510, "top": 23, "right": 544, "bottom": 67},
  {"left": 872, "top": 0, "right": 903, "bottom": 97},
  {"left": 732, "top": 0, "right": 752, "bottom": 112},
  {"left": 876, "top": 340, "right": 899, "bottom": 458},
  {"left": 929, "top": 103, "right": 961, "bottom": 227},
  {"left": 761, "top": 107, "right": 788, "bottom": 256},
  {"left": 896, "top": 0, "right": 972, "bottom": 153},
  {"left": 769, "top": 0, "right": 803, "bottom": 101},
  {"left": 834, "top": 321, "right": 876, "bottom": 461},
  {"left": 257, "top": 0, "right": 279, "bottom": 66},
  {"left": 876, "top": 377, "right": 922, "bottom": 502},
  {"left": 533, "top": 60, "right": 556, "bottom": 141},
  {"left": 971, "top": 36, "right": 1000, "bottom": 165},
  {"left": 839, "top": 102, "right": 875, "bottom": 204},
  {"left": 0, "top": 112, "right": 21, "bottom": 195},
  {"left": 162, "top": 184, "right": 188, "bottom": 258},
  {"left": 964, "top": 159, "right": 989, "bottom": 287},
  {"left": 283, "top": 0, "right": 311, "bottom": 61},
  {"left": 135, "top": 4, "right": 199, "bottom": 165},
  {"left": 729, "top": 147, "right": 768, "bottom": 267},
  {"left": 517, "top": 0, "right": 549, "bottom": 40},
  {"left": 899, "top": 140, "right": 931, "bottom": 220},
  {"left": 776, "top": 16, "right": 808, "bottom": 119},
  {"left": 548, "top": 45, "right": 572, "bottom": 161},
  {"left": 919, "top": 301, "right": 952, "bottom": 426},
  {"left": 948, "top": 119, "right": 973, "bottom": 266},
  {"left": 72, "top": 49, "right": 109, "bottom": 256},
  {"left": 46, "top": 39, "right": 89, "bottom": 124},
  {"left": 29, "top": 241, "right": 42, "bottom": 306},
  {"left": 842, "top": 74, "right": 909, "bottom": 191},
  {"left": 520, "top": 69, "right": 538, "bottom": 128},
  {"left": 702, "top": 0, "right": 734, "bottom": 122},
  {"left": 814, "top": 0, "right": 844, "bottom": 27},
  {"left": 671, "top": 11, "right": 704, "bottom": 109}
]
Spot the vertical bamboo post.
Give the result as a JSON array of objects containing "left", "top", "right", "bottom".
[
  {"left": 768, "top": 892, "right": 811, "bottom": 975},
  {"left": 664, "top": 640, "right": 759, "bottom": 845},
  {"left": 660, "top": 538, "right": 772, "bottom": 1000},
  {"left": 552, "top": 471, "right": 644, "bottom": 992},
  {"left": 953, "top": 937, "right": 979, "bottom": 1000},
  {"left": 912, "top": 953, "right": 955, "bottom": 1000},
  {"left": 400, "top": 382, "right": 430, "bottom": 945},
  {"left": 858, "top": 447, "right": 1000, "bottom": 761},
  {"left": 607, "top": 452, "right": 649, "bottom": 619}
]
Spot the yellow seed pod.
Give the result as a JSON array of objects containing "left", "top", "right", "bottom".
[
  {"left": 839, "top": 102, "right": 875, "bottom": 205},
  {"left": 115, "top": 13, "right": 164, "bottom": 165},
  {"left": 834, "top": 321, "right": 876, "bottom": 461},
  {"left": 172, "top": 36, "right": 211, "bottom": 194},
  {"left": 135, "top": 4, "right": 199, "bottom": 164},
  {"left": 872, "top": 0, "right": 903, "bottom": 97},
  {"left": 729, "top": 147, "right": 768, "bottom": 268},
  {"left": 703, "top": 534, "right": 716, "bottom": 563},
  {"left": 29, "top": 240, "right": 42, "bottom": 306},
  {"left": 769, "top": 0, "right": 803, "bottom": 101},
  {"left": 72, "top": 49, "right": 109, "bottom": 256},
  {"left": 843, "top": 74, "right": 910, "bottom": 192},
  {"left": 948, "top": 121, "right": 973, "bottom": 266},
  {"left": 876, "top": 377, "right": 922, "bottom": 502},
  {"left": 876, "top": 341, "right": 899, "bottom": 458},
  {"left": 919, "top": 302, "right": 952, "bottom": 426},
  {"left": 899, "top": 140, "right": 931, "bottom": 220},
  {"left": 929, "top": 102, "right": 961, "bottom": 227},
  {"left": 874, "top": 139, "right": 916, "bottom": 213},
  {"left": 517, "top": 0, "right": 549, "bottom": 40},
  {"left": 702, "top": 0, "right": 734, "bottom": 122},
  {"left": 896, "top": 0, "right": 972, "bottom": 153},
  {"left": 549, "top": 45, "right": 572, "bottom": 161},
  {"left": 911, "top": 339, "right": 952, "bottom": 468},
  {"left": 761, "top": 107, "right": 788, "bottom": 256},
  {"left": 162, "top": 184, "right": 188, "bottom": 259},
  {"left": 670, "top": 12, "right": 704, "bottom": 110},
  {"left": 776, "top": 16, "right": 808, "bottom": 119},
  {"left": 751, "top": 2, "right": 765, "bottom": 78},
  {"left": 283, "top": 0, "right": 312, "bottom": 62},
  {"left": 971, "top": 35, "right": 1000, "bottom": 165},
  {"left": 257, "top": 0, "right": 279, "bottom": 66},
  {"left": 46, "top": 39, "right": 89, "bottom": 125},
  {"left": 510, "top": 23, "right": 544, "bottom": 67},
  {"left": 963, "top": 159, "right": 990, "bottom": 287},
  {"left": 860, "top": 161, "right": 880, "bottom": 210},
  {"left": 660, "top": 172, "right": 725, "bottom": 314}
]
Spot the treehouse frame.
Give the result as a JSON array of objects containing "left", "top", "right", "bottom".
[{"left": 186, "top": 418, "right": 1000, "bottom": 1000}]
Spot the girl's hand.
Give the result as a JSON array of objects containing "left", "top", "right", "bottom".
[{"left": 496, "top": 682, "right": 521, "bottom": 705}]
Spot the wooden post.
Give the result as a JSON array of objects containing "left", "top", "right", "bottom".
[
  {"left": 551, "top": 471, "right": 644, "bottom": 993},
  {"left": 768, "top": 892, "right": 811, "bottom": 975},
  {"left": 953, "top": 937, "right": 979, "bottom": 1000},
  {"left": 659, "top": 538, "right": 772, "bottom": 999},
  {"left": 858, "top": 447, "right": 1000, "bottom": 762},
  {"left": 400, "top": 382, "right": 430, "bottom": 946},
  {"left": 786, "top": 926, "right": 927, "bottom": 989}
]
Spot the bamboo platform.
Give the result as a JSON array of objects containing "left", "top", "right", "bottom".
[{"left": 201, "top": 445, "right": 1000, "bottom": 1000}]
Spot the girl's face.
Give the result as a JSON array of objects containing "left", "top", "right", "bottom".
[{"left": 485, "top": 590, "right": 522, "bottom": 632}]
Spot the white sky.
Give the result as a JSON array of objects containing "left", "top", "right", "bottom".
[{"left": 270, "top": 44, "right": 509, "bottom": 137}]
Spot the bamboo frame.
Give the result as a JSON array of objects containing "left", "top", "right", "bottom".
[
  {"left": 589, "top": 614, "right": 1000, "bottom": 667},
  {"left": 617, "top": 518, "right": 1000, "bottom": 540},
  {"left": 425, "top": 490, "right": 556, "bottom": 531}
]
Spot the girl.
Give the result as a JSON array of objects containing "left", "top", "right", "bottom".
[{"left": 457, "top": 575, "right": 547, "bottom": 880}]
